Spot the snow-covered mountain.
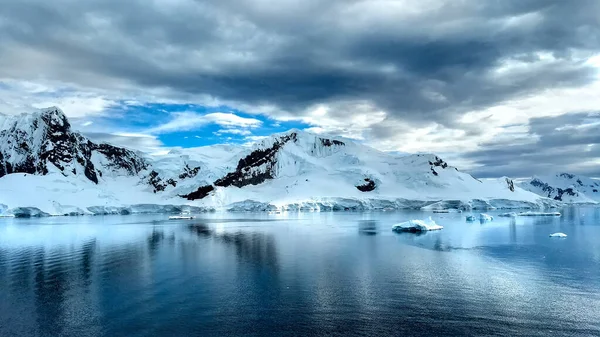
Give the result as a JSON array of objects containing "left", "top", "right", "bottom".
[
  {"left": 0, "top": 107, "right": 148, "bottom": 182},
  {"left": 0, "top": 107, "right": 558, "bottom": 216},
  {"left": 519, "top": 173, "right": 600, "bottom": 204}
]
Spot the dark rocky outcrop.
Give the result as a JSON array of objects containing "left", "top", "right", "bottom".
[
  {"left": 506, "top": 178, "right": 515, "bottom": 192},
  {"left": 214, "top": 133, "right": 298, "bottom": 188},
  {"left": 321, "top": 138, "right": 345, "bottom": 147},
  {"left": 180, "top": 185, "right": 215, "bottom": 200},
  {"left": 559, "top": 173, "right": 575, "bottom": 179},
  {"left": 148, "top": 170, "right": 177, "bottom": 193},
  {"left": 356, "top": 178, "right": 376, "bottom": 192},
  {"left": 554, "top": 187, "right": 577, "bottom": 201},
  {"left": 429, "top": 156, "right": 449, "bottom": 169},
  {"left": 178, "top": 164, "right": 201, "bottom": 179}
]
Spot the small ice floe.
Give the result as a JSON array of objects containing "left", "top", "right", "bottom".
[
  {"left": 479, "top": 213, "right": 494, "bottom": 222},
  {"left": 168, "top": 215, "right": 195, "bottom": 220},
  {"left": 498, "top": 212, "right": 518, "bottom": 217},
  {"left": 518, "top": 211, "right": 561, "bottom": 217},
  {"left": 392, "top": 217, "right": 443, "bottom": 233},
  {"left": 549, "top": 232, "right": 567, "bottom": 238},
  {"left": 432, "top": 209, "right": 462, "bottom": 214},
  {"left": 466, "top": 215, "right": 476, "bottom": 222}
]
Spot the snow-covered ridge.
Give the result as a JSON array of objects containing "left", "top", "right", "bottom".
[
  {"left": 519, "top": 173, "right": 600, "bottom": 204},
  {"left": 0, "top": 107, "right": 561, "bottom": 216}
]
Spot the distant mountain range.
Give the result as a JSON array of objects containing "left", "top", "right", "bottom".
[
  {"left": 519, "top": 173, "right": 600, "bottom": 204},
  {"left": 0, "top": 107, "right": 565, "bottom": 216}
]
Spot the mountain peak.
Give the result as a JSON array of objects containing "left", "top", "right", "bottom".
[{"left": 36, "top": 106, "right": 70, "bottom": 129}]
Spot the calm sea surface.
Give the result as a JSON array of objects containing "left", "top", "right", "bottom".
[{"left": 1, "top": 208, "right": 599, "bottom": 336}]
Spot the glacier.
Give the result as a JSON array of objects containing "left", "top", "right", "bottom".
[{"left": 0, "top": 107, "right": 564, "bottom": 216}]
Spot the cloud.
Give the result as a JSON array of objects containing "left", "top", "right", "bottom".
[
  {"left": 0, "top": 79, "right": 117, "bottom": 118},
  {"left": 214, "top": 128, "right": 252, "bottom": 136},
  {"left": 1, "top": 0, "right": 600, "bottom": 175},
  {"left": 462, "top": 112, "right": 600, "bottom": 177},
  {"left": 146, "top": 111, "right": 262, "bottom": 134},
  {"left": 83, "top": 131, "right": 165, "bottom": 153}
]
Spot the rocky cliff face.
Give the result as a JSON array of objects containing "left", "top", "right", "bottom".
[{"left": 0, "top": 107, "right": 148, "bottom": 183}]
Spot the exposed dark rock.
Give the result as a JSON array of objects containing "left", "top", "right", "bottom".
[
  {"left": 554, "top": 187, "right": 577, "bottom": 201},
  {"left": 148, "top": 170, "right": 168, "bottom": 193},
  {"left": 214, "top": 133, "right": 297, "bottom": 188},
  {"left": 356, "top": 178, "right": 376, "bottom": 192},
  {"left": 506, "top": 178, "right": 515, "bottom": 192},
  {"left": 594, "top": 189, "right": 598, "bottom": 193},
  {"left": 178, "top": 164, "right": 201, "bottom": 179},
  {"left": 429, "top": 156, "right": 448, "bottom": 169},
  {"left": 320, "top": 138, "right": 345, "bottom": 147},
  {"left": 431, "top": 168, "right": 438, "bottom": 176},
  {"left": 180, "top": 185, "right": 215, "bottom": 200}
]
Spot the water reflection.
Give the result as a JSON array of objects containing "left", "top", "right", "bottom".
[
  {"left": 188, "top": 223, "right": 279, "bottom": 273},
  {"left": 357, "top": 220, "right": 378, "bottom": 236},
  {"left": 0, "top": 210, "right": 599, "bottom": 336}
]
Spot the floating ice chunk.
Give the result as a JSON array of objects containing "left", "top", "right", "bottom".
[
  {"left": 519, "top": 211, "right": 561, "bottom": 217},
  {"left": 498, "top": 212, "right": 518, "bottom": 217},
  {"left": 168, "top": 215, "right": 195, "bottom": 220},
  {"left": 479, "top": 213, "right": 493, "bottom": 221},
  {"left": 549, "top": 232, "right": 567, "bottom": 238},
  {"left": 392, "top": 217, "right": 443, "bottom": 232},
  {"left": 432, "top": 209, "right": 462, "bottom": 213},
  {"left": 466, "top": 215, "right": 476, "bottom": 222}
]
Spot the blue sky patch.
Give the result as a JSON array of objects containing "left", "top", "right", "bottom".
[{"left": 94, "top": 102, "right": 311, "bottom": 147}]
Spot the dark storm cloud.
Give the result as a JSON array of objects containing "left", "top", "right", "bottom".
[
  {"left": 1, "top": 0, "right": 599, "bottom": 125},
  {"left": 1, "top": 0, "right": 600, "bottom": 176},
  {"left": 465, "top": 112, "right": 600, "bottom": 177}
]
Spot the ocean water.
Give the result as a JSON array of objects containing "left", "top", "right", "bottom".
[{"left": 1, "top": 208, "right": 599, "bottom": 336}]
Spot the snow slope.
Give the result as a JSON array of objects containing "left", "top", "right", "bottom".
[
  {"left": 519, "top": 173, "right": 600, "bottom": 204},
  {"left": 0, "top": 107, "right": 560, "bottom": 215}
]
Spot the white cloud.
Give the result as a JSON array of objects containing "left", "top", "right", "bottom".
[
  {"left": 147, "top": 111, "right": 262, "bottom": 134},
  {"left": 290, "top": 100, "right": 387, "bottom": 140},
  {"left": 214, "top": 128, "right": 252, "bottom": 136},
  {"left": 83, "top": 131, "right": 165, "bottom": 153},
  {"left": 242, "top": 135, "right": 270, "bottom": 147},
  {"left": 0, "top": 78, "right": 116, "bottom": 118}
]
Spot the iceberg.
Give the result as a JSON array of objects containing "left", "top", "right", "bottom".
[
  {"left": 479, "top": 213, "right": 493, "bottom": 222},
  {"left": 498, "top": 212, "right": 518, "bottom": 217},
  {"left": 549, "top": 232, "right": 567, "bottom": 238},
  {"left": 432, "top": 209, "right": 462, "bottom": 213},
  {"left": 518, "top": 211, "right": 561, "bottom": 217},
  {"left": 392, "top": 217, "right": 443, "bottom": 232},
  {"left": 466, "top": 215, "right": 476, "bottom": 222},
  {"left": 168, "top": 215, "right": 195, "bottom": 220}
]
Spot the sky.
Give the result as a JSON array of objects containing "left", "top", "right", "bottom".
[{"left": 0, "top": 0, "right": 599, "bottom": 178}]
